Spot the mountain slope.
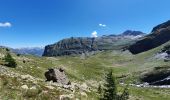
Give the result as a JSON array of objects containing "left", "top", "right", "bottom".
[
  {"left": 43, "top": 30, "right": 145, "bottom": 56},
  {"left": 129, "top": 20, "right": 170, "bottom": 54}
]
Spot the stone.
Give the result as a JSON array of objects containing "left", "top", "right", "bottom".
[
  {"left": 80, "top": 83, "right": 90, "bottom": 92},
  {"left": 80, "top": 92, "right": 87, "bottom": 97},
  {"left": 21, "top": 85, "right": 29, "bottom": 89},
  {"left": 45, "top": 85, "right": 55, "bottom": 90},
  {"left": 45, "top": 68, "right": 71, "bottom": 85},
  {"left": 21, "top": 74, "right": 34, "bottom": 80},
  {"left": 59, "top": 94, "right": 74, "bottom": 100},
  {"left": 30, "top": 86, "right": 37, "bottom": 90}
]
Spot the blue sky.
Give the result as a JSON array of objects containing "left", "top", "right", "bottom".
[{"left": 0, "top": 0, "right": 170, "bottom": 48}]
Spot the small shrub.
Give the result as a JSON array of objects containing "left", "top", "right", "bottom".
[
  {"left": 5, "top": 48, "right": 10, "bottom": 52},
  {"left": 17, "top": 54, "right": 21, "bottom": 56},
  {"left": 23, "top": 86, "right": 42, "bottom": 98},
  {"left": 4, "top": 53, "right": 17, "bottom": 68}
]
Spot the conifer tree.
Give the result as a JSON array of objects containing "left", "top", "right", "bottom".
[
  {"left": 4, "top": 53, "right": 17, "bottom": 68},
  {"left": 102, "top": 70, "right": 117, "bottom": 100}
]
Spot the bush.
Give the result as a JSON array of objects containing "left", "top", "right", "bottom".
[{"left": 4, "top": 53, "right": 17, "bottom": 68}]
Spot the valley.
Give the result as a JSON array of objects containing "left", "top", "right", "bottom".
[
  {"left": 1, "top": 0, "right": 170, "bottom": 99},
  {"left": 1, "top": 18, "right": 170, "bottom": 100},
  {"left": 1, "top": 39, "right": 170, "bottom": 99}
]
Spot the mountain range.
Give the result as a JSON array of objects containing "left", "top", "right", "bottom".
[
  {"left": 11, "top": 47, "right": 44, "bottom": 56},
  {"left": 43, "top": 30, "right": 145, "bottom": 56}
]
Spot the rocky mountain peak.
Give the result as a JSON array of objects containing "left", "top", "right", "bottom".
[{"left": 121, "top": 30, "right": 145, "bottom": 36}]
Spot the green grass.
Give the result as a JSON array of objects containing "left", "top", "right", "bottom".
[{"left": 128, "top": 86, "right": 170, "bottom": 100}]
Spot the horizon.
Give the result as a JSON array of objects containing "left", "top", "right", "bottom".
[{"left": 0, "top": 0, "right": 170, "bottom": 48}]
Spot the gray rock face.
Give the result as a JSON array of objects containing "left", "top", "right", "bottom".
[
  {"left": 140, "top": 66, "right": 170, "bottom": 85},
  {"left": 43, "top": 37, "right": 98, "bottom": 56},
  {"left": 129, "top": 20, "right": 170, "bottom": 54},
  {"left": 43, "top": 30, "right": 145, "bottom": 56},
  {"left": 45, "top": 68, "right": 70, "bottom": 85}
]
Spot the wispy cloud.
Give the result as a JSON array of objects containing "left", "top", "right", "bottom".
[
  {"left": 91, "top": 31, "right": 98, "bottom": 38},
  {"left": 99, "top": 23, "right": 106, "bottom": 27},
  {"left": 0, "top": 22, "right": 12, "bottom": 27}
]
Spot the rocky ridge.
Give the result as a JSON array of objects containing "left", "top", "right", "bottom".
[
  {"left": 43, "top": 30, "right": 145, "bottom": 56},
  {"left": 129, "top": 20, "right": 170, "bottom": 54}
]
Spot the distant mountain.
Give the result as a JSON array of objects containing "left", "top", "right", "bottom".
[
  {"left": 43, "top": 30, "right": 145, "bottom": 56},
  {"left": 11, "top": 47, "right": 44, "bottom": 56},
  {"left": 121, "top": 30, "right": 145, "bottom": 36},
  {"left": 129, "top": 20, "right": 170, "bottom": 54}
]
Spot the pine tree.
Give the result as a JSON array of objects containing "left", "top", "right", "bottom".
[
  {"left": 102, "top": 70, "right": 117, "bottom": 100},
  {"left": 4, "top": 53, "right": 17, "bottom": 68}
]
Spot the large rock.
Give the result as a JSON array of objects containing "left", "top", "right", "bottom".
[
  {"left": 43, "top": 30, "right": 145, "bottom": 56},
  {"left": 45, "top": 68, "right": 71, "bottom": 85},
  {"left": 140, "top": 66, "right": 170, "bottom": 85},
  {"left": 129, "top": 20, "right": 170, "bottom": 54}
]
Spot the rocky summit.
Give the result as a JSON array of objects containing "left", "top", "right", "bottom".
[
  {"left": 43, "top": 30, "right": 145, "bottom": 56},
  {"left": 129, "top": 20, "right": 170, "bottom": 54},
  {"left": 121, "top": 30, "right": 145, "bottom": 36}
]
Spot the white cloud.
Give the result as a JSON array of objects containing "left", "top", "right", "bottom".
[
  {"left": 91, "top": 31, "right": 98, "bottom": 38},
  {"left": 0, "top": 22, "right": 12, "bottom": 27},
  {"left": 99, "top": 23, "right": 106, "bottom": 27}
]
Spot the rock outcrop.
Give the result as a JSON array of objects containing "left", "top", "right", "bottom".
[
  {"left": 43, "top": 30, "right": 145, "bottom": 56},
  {"left": 45, "top": 68, "right": 70, "bottom": 85},
  {"left": 43, "top": 37, "right": 98, "bottom": 56},
  {"left": 140, "top": 66, "right": 170, "bottom": 85},
  {"left": 161, "top": 43, "right": 170, "bottom": 55},
  {"left": 129, "top": 20, "right": 170, "bottom": 54}
]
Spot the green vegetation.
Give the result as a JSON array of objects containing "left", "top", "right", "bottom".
[
  {"left": 99, "top": 71, "right": 129, "bottom": 100},
  {"left": 101, "top": 71, "right": 117, "bottom": 100},
  {"left": 4, "top": 53, "right": 17, "bottom": 68}
]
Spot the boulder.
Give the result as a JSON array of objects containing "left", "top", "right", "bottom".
[
  {"left": 45, "top": 68, "right": 71, "bottom": 85},
  {"left": 21, "top": 85, "right": 29, "bottom": 90}
]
